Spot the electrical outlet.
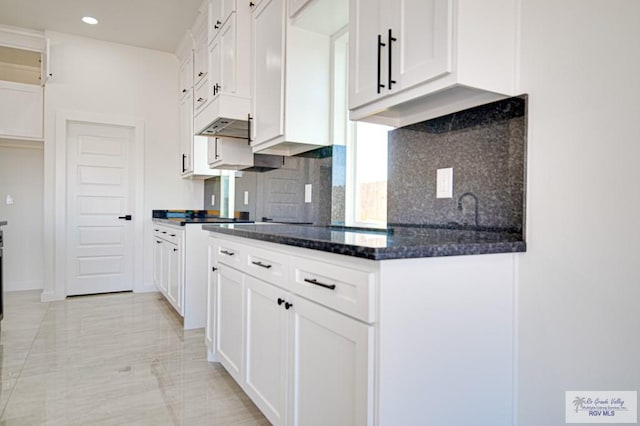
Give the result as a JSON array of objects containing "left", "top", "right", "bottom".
[
  {"left": 304, "top": 184, "right": 312, "bottom": 203},
  {"left": 6, "top": 194, "right": 14, "bottom": 205},
  {"left": 244, "top": 191, "right": 249, "bottom": 205},
  {"left": 436, "top": 168, "right": 453, "bottom": 198},
  {"left": 211, "top": 195, "right": 215, "bottom": 206}
]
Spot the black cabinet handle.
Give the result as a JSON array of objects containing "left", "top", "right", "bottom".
[
  {"left": 154, "top": 229, "right": 159, "bottom": 232},
  {"left": 249, "top": 1, "right": 255, "bottom": 7},
  {"left": 252, "top": 260, "right": 272, "bottom": 269},
  {"left": 182, "top": 89, "right": 187, "bottom": 93},
  {"left": 156, "top": 240, "right": 162, "bottom": 244},
  {"left": 377, "top": 34, "right": 386, "bottom": 94},
  {"left": 277, "top": 298, "right": 285, "bottom": 306},
  {"left": 118, "top": 215, "right": 132, "bottom": 221},
  {"left": 197, "top": 97, "right": 204, "bottom": 102},
  {"left": 220, "top": 250, "right": 235, "bottom": 256},
  {"left": 304, "top": 278, "right": 336, "bottom": 290},
  {"left": 173, "top": 248, "right": 178, "bottom": 252},
  {"left": 214, "top": 20, "right": 222, "bottom": 29},
  {"left": 388, "top": 29, "right": 397, "bottom": 90},
  {"left": 214, "top": 138, "right": 219, "bottom": 159},
  {"left": 285, "top": 302, "right": 293, "bottom": 310},
  {"left": 213, "top": 83, "right": 221, "bottom": 96},
  {"left": 212, "top": 266, "right": 218, "bottom": 272},
  {"left": 198, "top": 71, "right": 204, "bottom": 77},
  {"left": 162, "top": 231, "right": 167, "bottom": 234},
  {"left": 247, "top": 113, "right": 252, "bottom": 145},
  {"left": 169, "top": 234, "right": 176, "bottom": 237},
  {"left": 182, "top": 154, "right": 187, "bottom": 173}
]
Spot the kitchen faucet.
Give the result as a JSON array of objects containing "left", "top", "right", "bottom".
[{"left": 457, "top": 192, "right": 479, "bottom": 227}]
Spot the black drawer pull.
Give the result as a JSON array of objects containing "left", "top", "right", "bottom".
[
  {"left": 304, "top": 278, "right": 336, "bottom": 290},
  {"left": 277, "top": 298, "right": 285, "bottom": 306},
  {"left": 156, "top": 240, "right": 162, "bottom": 244},
  {"left": 285, "top": 302, "right": 293, "bottom": 310},
  {"left": 173, "top": 248, "right": 178, "bottom": 252},
  {"left": 154, "top": 229, "right": 159, "bottom": 231},
  {"left": 170, "top": 234, "right": 176, "bottom": 237},
  {"left": 212, "top": 266, "right": 218, "bottom": 272},
  {"left": 220, "top": 250, "right": 235, "bottom": 256},
  {"left": 252, "top": 261, "right": 272, "bottom": 269},
  {"left": 162, "top": 231, "right": 167, "bottom": 234}
]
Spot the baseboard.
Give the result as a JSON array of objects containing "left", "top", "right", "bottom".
[
  {"left": 135, "top": 281, "right": 160, "bottom": 293},
  {"left": 4, "top": 279, "right": 44, "bottom": 292}
]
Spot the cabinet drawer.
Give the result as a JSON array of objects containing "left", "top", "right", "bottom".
[
  {"left": 153, "top": 226, "right": 182, "bottom": 245},
  {"left": 290, "top": 257, "right": 376, "bottom": 323},
  {"left": 244, "top": 245, "right": 288, "bottom": 288},
  {"left": 194, "top": 78, "right": 209, "bottom": 112},
  {"left": 215, "top": 238, "right": 245, "bottom": 268}
]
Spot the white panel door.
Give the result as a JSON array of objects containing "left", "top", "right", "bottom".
[
  {"left": 66, "top": 121, "right": 135, "bottom": 296},
  {"left": 244, "top": 275, "right": 288, "bottom": 426}
]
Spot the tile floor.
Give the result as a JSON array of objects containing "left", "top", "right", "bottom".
[{"left": 0, "top": 291, "right": 269, "bottom": 425}]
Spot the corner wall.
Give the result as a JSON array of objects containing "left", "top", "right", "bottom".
[
  {"left": 0, "top": 143, "right": 44, "bottom": 291},
  {"left": 518, "top": 2, "right": 640, "bottom": 424}
]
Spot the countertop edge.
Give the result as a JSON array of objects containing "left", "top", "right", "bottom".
[{"left": 203, "top": 225, "right": 526, "bottom": 261}]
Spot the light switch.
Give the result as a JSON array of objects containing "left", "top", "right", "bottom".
[
  {"left": 211, "top": 195, "right": 215, "bottom": 206},
  {"left": 304, "top": 184, "right": 312, "bottom": 203},
  {"left": 6, "top": 195, "right": 14, "bottom": 205},
  {"left": 244, "top": 191, "right": 249, "bottom": 205},
  {"left": 436, "top": 168, "right": 453, "bottom": 199}
]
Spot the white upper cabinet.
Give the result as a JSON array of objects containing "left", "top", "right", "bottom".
[
  {"left": 250, "top": 0, "right": 344, "bottom": 156},
  {"left": 207, "top": 136, "right": 253, "bottom": 170},
  {"left": 349, "top": 0, "right": 520, "bottom": 127},
  {"left": 0, "top": 28, "right": 49, "bottom": 141}
]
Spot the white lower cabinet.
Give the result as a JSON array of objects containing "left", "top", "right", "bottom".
[
  {"left": 207, "top": 235, "right": 374, "bottom": 426},
  {"left": 152, "top": 222, "right": 209, "bottom": 329},
  {"left": 207, "top": 233, "right": 518, "bottom": 425}
]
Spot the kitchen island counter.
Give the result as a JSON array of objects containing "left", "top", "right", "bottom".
[{"left": 202, "top": 223, "right": 525, "bottom": 260}]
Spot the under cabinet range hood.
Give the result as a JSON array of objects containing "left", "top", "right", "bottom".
[{"left": 198, "top": 116, "right": 249, "bottom": 139}]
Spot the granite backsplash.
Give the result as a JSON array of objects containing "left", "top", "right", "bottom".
[{"left": 387, "top": 95, "right": 527, "bottom": 233}]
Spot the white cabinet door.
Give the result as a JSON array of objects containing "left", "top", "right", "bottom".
[
  {"left": 209, "top": 15, "right": 238, "bottom": 100},
  {"left": 289, "top": 295, "right": 374, "bottom": 426},
  {"left": 251, "top": 0, "right": 285, "bottom": 146},
  {"left": 244, "top": 275, "right": 288, "bottom": 426},
  {"left": 206, "top": 268, "right": 215, "bottom": 350},
  {"left": 392, "top": 0, "right": 451, "bottom": 93},
  {"left": 349, "top": 0, "right": 383, "bottom": 109},
  {"left": 194, "top": 33, "right": 208, "bottom": 85},
  {"left": 0, "top": 81, "right": 43, "bottom": 140},
  {"left": 179, "top": 91, "right": 194, "bottom": 174},
  {"left": 214, "top": 264, "right": 245, "bottom": 383},
  {"left": 153, "top": 238, "right": 164, "bottom": 292},
  {"left": 167, "top": 242, "right": 182, "bottom": 314}
]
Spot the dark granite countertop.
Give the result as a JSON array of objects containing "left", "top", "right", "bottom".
[
  {"left": 153, "top": 218, "right": 254, "bottom": 227},
  {"left": 202, "top": 223, "right": 525, "bottom": 260}
]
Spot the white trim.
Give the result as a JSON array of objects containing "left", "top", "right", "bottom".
[
  {"left": 4, "top": 280, "right": 44, "bottom": 292},
  {"left": 49, "top": 110, "right": 145, "bottom": 300}
]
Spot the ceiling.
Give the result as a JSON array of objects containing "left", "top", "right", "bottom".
[{"left": 0, "top": 0, "right": 204, "bottom": 53}]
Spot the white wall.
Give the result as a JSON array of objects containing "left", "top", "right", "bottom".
[
  {"left": 42, "top": 32, "right": 203, "bottom": 300},
  {"left": 0, "top": 143, "right": 44, "bottom": 290},
  {"left": 518, "top": 1, "right": 640, "bottom": 424}
]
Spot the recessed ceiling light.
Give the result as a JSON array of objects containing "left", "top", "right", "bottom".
[{"left": 82, "top": 16, "right": 99, "bottom": 25}]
